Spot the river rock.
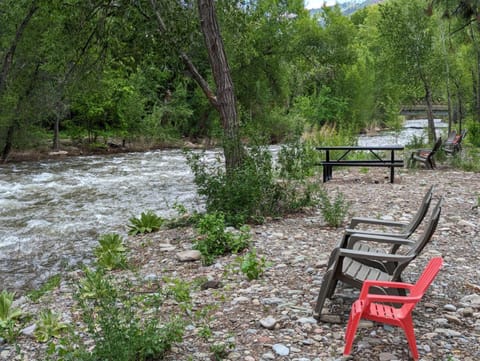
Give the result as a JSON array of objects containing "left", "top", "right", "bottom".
[
  {"left": 260, "top": 316, "right": 277, "bottom": 330},
  {"left": 272, "top": 343, "right": 289, "bottom": 356},
  {"left": 176, "top": 250, "right": 201, "bottom": 262}
]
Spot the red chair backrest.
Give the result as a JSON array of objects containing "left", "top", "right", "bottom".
[{"left": 408, "top": 257, "right": 443, "bottom": 299}]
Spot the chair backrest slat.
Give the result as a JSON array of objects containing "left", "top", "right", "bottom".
[{"left": 405, "top": 185, "right": 434, "bottom": 235}]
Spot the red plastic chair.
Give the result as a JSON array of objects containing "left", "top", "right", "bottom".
[{"left": 343, "top": 257, "right": 443, "bottom": 360}]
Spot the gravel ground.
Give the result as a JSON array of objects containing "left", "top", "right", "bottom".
[{"left": 2, "top": 166, "right": 479, "bottom": 361}]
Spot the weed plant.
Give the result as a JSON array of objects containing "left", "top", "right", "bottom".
[
  {"left": 48, "top": 269, "right": 185, "bottom": 361},
  {"left": 128, "top": 211, "right": 164, "bottom": 235},
  {"left": 239, "top": 249, "right": 268, "bottom": 281},
  {"left": 34, "top": 309, "right": 67, "bottom": 343},
  {"left": 28, "top": 275, "right": 62, "bottom": 302},
  {"left": 94, "top": 233, "right": 127, "bottom": 270},
  {"left": 194, "top": 212, "right": 251, "bottom": 265},
  {"left": 318, "top": 189, "right": 350, "bottom": 227},
  {"left": 0, "top": 290, "right": 22, "bottom": 342}
]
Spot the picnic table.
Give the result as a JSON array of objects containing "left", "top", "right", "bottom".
[{"left": 316, "top": 145, "right": 405, "bottom": 183}]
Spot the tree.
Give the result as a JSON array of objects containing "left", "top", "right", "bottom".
[
  {"left": 377, "top": 0, "right": 443, "bottom": 142},
  {"left": 149, "top": 0, "right": 243, "bottom": 170}
]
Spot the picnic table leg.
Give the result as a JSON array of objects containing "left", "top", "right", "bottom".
[
  {"left": 390, "top": 150, "right": 395, "bottom": 183},
  {"left": 325, "top": 150, "right": 332, "bottom": 182}
]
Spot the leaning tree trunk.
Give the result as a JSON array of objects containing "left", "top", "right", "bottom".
[
  {"left": 197, "top": 0, "right": 243, "bottom": 171},
  {"left": 149, "top": 0, "right": 244, "bottom": 171}
]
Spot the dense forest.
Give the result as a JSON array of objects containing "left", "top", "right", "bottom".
[{"left": 1, "top": 0, "right": 480, "bottom": 163}]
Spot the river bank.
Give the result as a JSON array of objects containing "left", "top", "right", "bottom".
[{"left": 2, "top": 166, "right": 479, "bottom": 361}]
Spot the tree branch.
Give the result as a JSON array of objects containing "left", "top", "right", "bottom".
[{"left": 148, "top": 0, "right": 218, "bottom": 107}]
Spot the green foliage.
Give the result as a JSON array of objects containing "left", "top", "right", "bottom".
[
  {"left": 210, "top": 342, "right": 234, "bottom": 361},
  {"left": 34, "top": 309, "right": 67, "bottom": 343},
  {"left": 318, "top": 189, "right": 351, "bottom": 228},
  {"left": 28, "top": 275, "right": 62, "bottom": 302},
  {"left": 239, "top": 249, "right": 268, "bottom": 281},
  {"left": 194, "top": 212, "right": 251, "bottom": 265},
  {"left": 465, "top": 119, "right": 480, "bottom": 147},
  {"left": 186, "top": 144, "right": 320, "bottom": 226},
  {"left": 128, "top": 211, "right": 164, "bottom": 236},
  {"left": 0, "top": 290, "right": 22, "bottom": 342},
  {"left": 50, "top": 269, "right": 185, "bottom": 361},
  {"left": 277, "top": 141, "right": 317, "bottom": 180},
  {"left": 94, "top": 233, "right": 127, "bottom": 270},
  {"left": 163, "top": 277, "right": 191, "bottom": 304}
]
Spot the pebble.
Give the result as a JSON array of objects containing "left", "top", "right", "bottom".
[
  {"left": 444, "top": 304, "right": 457, "bottom": 312},
  {"left": 260, "top": 316, "right": 277, "bottom": 330},
  {"left": 272, "top": 343, "right": 290, "bottom": 356}
]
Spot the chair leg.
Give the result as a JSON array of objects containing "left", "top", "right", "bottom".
[
  {"left": 343, "top": 302, "right": 363, "bottom": 356},
  {"left": 314, "top": 268, "right": 336, "bottom": 317},
  {"left": 401, "top": 315, "right": 419, "bottom": 361}
]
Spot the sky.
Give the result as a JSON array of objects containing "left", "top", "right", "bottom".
[{"left": 305, "top": 0, "right": 347, "bottom": 9}]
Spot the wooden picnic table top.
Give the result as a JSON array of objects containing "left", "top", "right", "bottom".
[{"left": 315, "top": 145, "right": 404, "bottom": 151}]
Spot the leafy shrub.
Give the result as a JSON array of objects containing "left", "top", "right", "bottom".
[
  {"left": 194, "top": 212, "right": 251, "bottom": 265},
  {"left": 318, "top": 189, "right": 350, "bottom": 227},
  {"left": 94, "top": 233, "right": 127, "bottom": 270},
  {"left": 240, "top": 249, "right": 268, "bottom": 281},
  {"left": 0, "top": 290, "right": 22, "bottom": 342},
  {"left": 34, "top": 309, "right": 67, "bottom": 343},
  {"left": 50, "top": 269, "right": 185, "bottom": 361},
  {"left": 277, "top": 141, "right": 317, "bottom": 180},
  {"left": 128, "top": 211, "right": 164, "bottom": 235},
  {"left": 465, "top": 118, "right": 480, "bottom": 147},
  {"left": 186, "top": 144, "right": 320, "bottom": 226}
]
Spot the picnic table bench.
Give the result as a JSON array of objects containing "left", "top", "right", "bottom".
[{"left": 316, "top": 145, "right": 405, "bottom": 183}]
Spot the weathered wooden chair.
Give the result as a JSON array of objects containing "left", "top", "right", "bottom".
[
  {"left": 313, "top": 198, "right": 442, "bottom": 319},
  {"left": 444, "top": 129, "right": 467, "bottom": 155},
  {"left": 410, "top": 137, "right": 442, "bottom": 169},
  {"left": 343, "top": 257, "right": 443, "bottom": 360},
  {"left": 335, "top": 185, "right": 434, "bottom": 253}
]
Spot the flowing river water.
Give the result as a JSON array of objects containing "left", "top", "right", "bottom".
[{"left": 0, "top": 119, "right": 447, "bottom": 291}]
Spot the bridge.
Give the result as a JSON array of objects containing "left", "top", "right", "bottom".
[{"left": 400, "top": 104, "right": 448, "bottom": 118}]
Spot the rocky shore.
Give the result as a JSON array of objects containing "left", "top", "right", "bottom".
[{"left": 2, "top": 167, "right": 479, "bottom": 361}]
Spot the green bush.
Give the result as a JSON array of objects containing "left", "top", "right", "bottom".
[
  {"left": 186, "top": 143, "right": 320, "bottom": 226},
  {"left": 239, "top": 249, "right": 268, "bottom": 281},
  {"left": 94, "top": 233, "right": 127, "bottom": 270},
  {"left": 194, "top": 212, "right": 251, "bottom": 265},
  {"left": 465, "top": 119, "right": 480, "bottom": 147},
  {"left": 128, "top": 211, "right": 164, "bottom": 235},
  {"left": 49, "top": 269, "right": 185, "bottom": 361},
  {"left": 318, "top": 189, "right": 350, "bottom": 228}
]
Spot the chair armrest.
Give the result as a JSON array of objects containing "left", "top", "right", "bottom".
[
  {"left": 364, "top": 293, "right": 421, "bottom": 305},
  {"left": 346, "top": 233, "right": 416, "bottom": 249},
  {"left": 344, "top": 228, "right": 409, "bottom": 238},
  {"left": 360, "top": 279, "right": 415, "bottom": 299},
  {"left": 336, "top": 248, "right": 412, "bottom": 263},
  {"left": 349, "top": 217, "right": 406, "bottom": 229}
]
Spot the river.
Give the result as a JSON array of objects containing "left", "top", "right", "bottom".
[
  {"left": 0, "top": 119, "right": 448, "bottom": 291},
  {"left": 0, "top": 149, "right": 208, "bottom": 291}
]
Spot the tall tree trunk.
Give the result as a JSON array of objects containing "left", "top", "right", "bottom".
[
  {"left": 149, "top": 0, "right": 244, "bottom": 171},
  {"left": 197, "top": 0, "right": 243, "bottom": 170},
  {"left": 423, "top": 83, "right": 437, "bottom": 143},
  {"left": 1, "top": 125, "right": 15, "bottom": 163}
]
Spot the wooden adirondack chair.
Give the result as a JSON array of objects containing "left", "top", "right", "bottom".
[
  {"left": 313, "top": 198, "right": 442, "bottom": 319},
  {"left": 343, "top": 257, "right": 443, "bottom": 360},
  {"left": 444, "top": 129, "right": 467, "bottom": 155},
  {"left": 410, "top": 137, "right": 442, "bottom": 169},
  {"left": 336, "top": 185, "right": 434, "bottom": 252}
]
